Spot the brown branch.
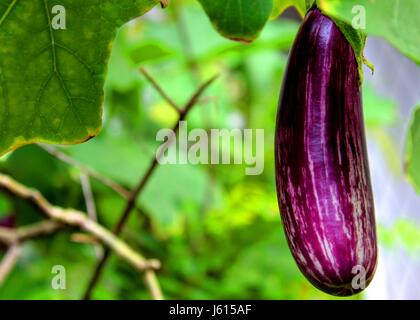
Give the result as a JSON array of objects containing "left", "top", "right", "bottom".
[
  {"left": 171, "top": 3, "right": 218, "bottom": 219},
  {"left": 0, "top": 244, "right": 21, "bottom": 285},
  {"left": 0, "top": 220, "right": 64, "bottom": 246},
  {"left": 144, "top": 269, "right": 164, "bottom": 300},
  {"left": 160, "top": 0, "right": 169, "bottom": 9},
  {"left": 37, "top": 143, "right": 153, "bottom": 227},
  {"left": 0, "top": 174, "right": 162, "bottom": 297},
  {"left": 82, "top": 74, "right": 218, "bottom": 299}
]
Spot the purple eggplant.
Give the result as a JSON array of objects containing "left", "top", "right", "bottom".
[{"left": 275, "top": 8, "right": 377, "bottom": 296}]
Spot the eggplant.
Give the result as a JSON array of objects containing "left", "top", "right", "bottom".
[{"left": 275, "top": 8, "right": 377, "bottom": 296}]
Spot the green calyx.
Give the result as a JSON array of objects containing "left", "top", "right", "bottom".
[
  {"left": 329, "top": 16, "right": 372, "bottom": 83},
  {"left": 309, "top": 1, "right": 372, "bottom": 84}
]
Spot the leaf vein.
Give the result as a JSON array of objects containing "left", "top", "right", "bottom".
[
  {"left": 42, "top": 0, "right": 88, "bottom": 134},
  {"left": 0, "top": 0, "right": 18, "bottom": 27}
]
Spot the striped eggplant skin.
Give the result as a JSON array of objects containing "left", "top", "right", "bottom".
[{"left": 275, "top": 8, "right": 377, "bottom": 296}]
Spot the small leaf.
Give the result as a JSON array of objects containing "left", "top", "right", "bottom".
[
  {"left": 129, "top": 42, "right": 173, "bottom": 65},
  {"left": 197, "top": 0, "right": 273, "bottom": 43}
]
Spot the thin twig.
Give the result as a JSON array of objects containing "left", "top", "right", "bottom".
[
  {"left": 80, "top": 173, "right": 97, "bottom": 223},
  {"left": 171, "top": 4, "right": 201, "bottom": 82},
  {"left": 38, "top": 144, "right": 130, "bottom": 199},
  {"left": 0, "top": 220, "right": 64, "bottom": 245},
  {"left": 140, "top": 67, "right": 181, "bottom": 113},
  {"left": 144, "top": 270, "right": 164, "bottom": 300},
  {"left": 172, "top": 3, "right": 218, "bottom": 219},
  {"left": 82, "top": 75, "right": 218, "bottom": 299},
  {"left": 0, "top": 174, "right": 162, "bottom": 297},
  {"left": 38, "top": 143, "right": 153, "bottom": 227},
  {"left": 0, "top": 244, "right": 21, "bottom": 285},
  {"left": 160, "top": 0, "right": 169, "bottom": 9},
  {"left": 80, "top": 172, "right": 102, "bottom": 259}
]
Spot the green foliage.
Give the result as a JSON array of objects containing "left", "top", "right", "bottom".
[
  {"left": 201, "top": 0, "right": 420, "bottom": 82},
  {"left": 0, "top": 0, "right": 159, "bottom": 156},
  {"left": 0, "top": 2, "right": 330, "bottom": 299},
  {"left": 1, "top": 0, "right": 419, "bottom": 160},
  {"left": 406, "top": 105, "right": 420, "bottom": 194}
]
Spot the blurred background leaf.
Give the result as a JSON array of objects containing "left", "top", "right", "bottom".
[
  {"left": 379, "top": 219, "right": 420, "bottom": 254},
  {"left": 406, "top": 105, "right": 420, "bottom": 194}
]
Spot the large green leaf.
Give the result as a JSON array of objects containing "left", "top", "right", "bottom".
[
  {"left": 0, "top": 0, "right": 159, "bottom": 156},
  {"left": 320, "top": 0, "right": 420, "bottom": 65},
  {"left": 406, "top": 105, "right": 420, "bottom": 194},
  {"left": 197, "top": 0, "right": 273, "bottom": 43}
]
